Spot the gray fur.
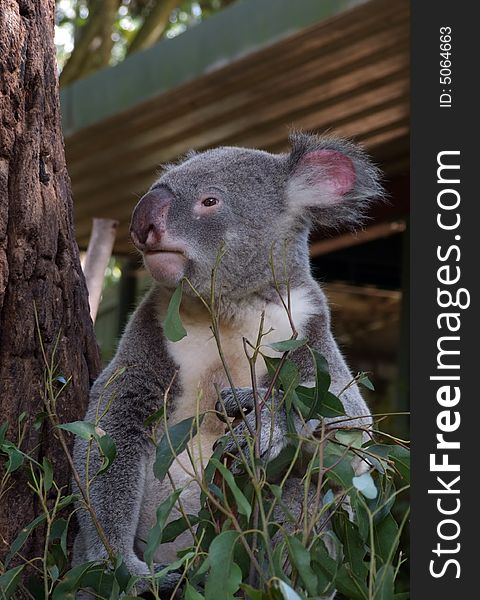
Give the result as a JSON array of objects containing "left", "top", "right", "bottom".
[{"left": 72, "top": 132, "right": 383, "bottom": 592}]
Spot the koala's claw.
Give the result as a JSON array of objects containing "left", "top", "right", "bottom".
[
  {"left": 216, "top": 387, "right": 289, "bottom": 468},
  {"left": 215, "top": 387, "right": 257, "bottom": 420}
]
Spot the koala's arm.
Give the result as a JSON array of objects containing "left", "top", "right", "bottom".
[
  {"left": 72, "top": 290, "right": 178, "bottom": 575},
  {"left": 289, "top": 287, "right": 372, "bottom": 430}
]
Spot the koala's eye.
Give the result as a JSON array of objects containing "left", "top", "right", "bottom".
[{"left": 202, "top": 197, "right": 218, "bottom": 207}]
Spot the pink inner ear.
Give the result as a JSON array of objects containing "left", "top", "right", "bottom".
[{"left": 301, "top": 149, "right": 355, "bottom": 197}]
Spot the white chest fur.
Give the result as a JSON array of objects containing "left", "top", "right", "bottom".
[
  {"left": 166, "top": 287, "right": 315, "bottom": 434},
  {"left": 135, "top": 287, "right": 316, "bottom": 562}
]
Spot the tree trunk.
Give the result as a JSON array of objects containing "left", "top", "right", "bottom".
[{"left": 0, "top": 0, "right": 101, "bottom": 563}]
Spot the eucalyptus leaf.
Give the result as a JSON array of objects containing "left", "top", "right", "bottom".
[
  {"left": 333, "top": 515, "right": 367, "bottom": 581},
  {"left": 374, "top": 513, "right": 399, "bottom": 566},
  {"left": 388, "top": 445, "right": 410, "bottom": 482},
  {"left": 270, "top": 579, "right": 303, "bottom": 600},
  {"left": 335, "top": 430, "right": 363, "bottom": 449},
  {"left": 353, "top": 472, "right": 378, "bottom": 500},
  {"left": 286, "top": 535, "right": 318, "bottom": 596},
  {"left": 264, "top": 356, "right": 300, "bottom": 410},
  {"left": 374, "top": 564, "right": 394, "bottom": 600},
  {"left": 43, "top": 457, "right": 54, "bottom": 492},
  {"left": 204, "top": 531, "right": 240, "bottom": 600},
  {"left": 162, "top": 514, "right": 200, "bottom": 543},
  {"left": 154, "top": 415, "right": 203, "bottom": 481},
  {"left": 96, "top": 433, "right": 117, "bottom": 474},
  {"left": 5, "top": 513, "right": 47, "bottom": 566},
  {"left": 163, "top": 284, "right": 187, "bottom": 342},
  {"left": 57, "top": 421, "right": 96, "bottom": 440},
  {"left": 0, "top": 565, "right": 25, "bottom": 599},
  {"left": 5, "top": 445, "right": 24, "bottom": 473},
  {"left": 357, "top": 373, "right": 375, "bottom": 391},
  {"left": 210, "top": 458, "right": 252, "bottom": 520},
  {"left": 267, "top": 339, "right": 307, "bottom": 352},
  {"left": 52, "top": 562, "right": 98, "bottom": 599},
  {"left": 185, "top": 582, "right": 205, "bottom": 600},
  {"left": 144, "top": 489, "right": 182, "bottom": 566}
]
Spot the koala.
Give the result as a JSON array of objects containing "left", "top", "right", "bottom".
[{"left": 72, "top": 132, "right": 383, "bottom": 593}]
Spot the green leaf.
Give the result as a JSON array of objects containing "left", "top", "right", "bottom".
[
  {"left": 357, "top": 373, "right": 375, "bottom": 391},
  {"left": 335, "top": 565, "right": 368, "bottom": 600},
  {"left": 270, "top": 579, "right": 303, "bottom": 600},
  {"left": 374, "top": 565, "right": 394, "bottom": 600},
  {"left": 143, "top": 406, "right": 165, "bottom": 428},
  {"left": 0, "top": 565, "right": 25, "bottom": 599},
  {"left": 113, "top": 558, "right": 132, "bottom": 593},
  {"left": 5, "top": 494, "right": 77, "bottom": 566},
  {"left": 33, "top": 411, "right": 48, "bottom": 431},
  {"left": 154, "top": 415, "right": 203, "bottom": 481},
  {"left": 264, "top": 356, "right": 300, "bottom": 410},
  {"left": 210, "top": 458, "right": 252, "bottom": 520},
  {"left": 4, "top": 444, "right": 24, "bottom": 473},
  {"left": 309, "top": 348, "right": 331, "bottom": 417},
  {"left": 162, "top": 514, "right": 200, "bottom": 543},
  {"left": 266, "top": 339, "right": 307, "bottom": 352},
  {"left": 286, "top": 535, "right": 318, "bottom": 596},
  {"left": 321, "top": 392, "right": 346, "bottom": 417},
  {"left": 96, "top": 433, "right": 117, "bottom": 474},
  {"left": 388, "top": 445, "right": 410, "bottom": 482},
  {"left": 43, "top": 457, "right": 54, "bottom": 492},
  {"left": 52, "top": 562, "right": 98, "bottom": 599},
  {"left": 57, "top": 421, "right": 96, "bottom": 440},
  {"left": 333, "top": 514, "right": 367, "bottom": 581},
  {"left": 5, "top": 514, "right": 47, "bottom": 566},
  {"left": 240, "top": 583, "right": 266, "bottom": 600},
  {"left": 351, "top": 493, "right": 370, "bottom": 542},
  {"left": 50, "top": 518, "right": 68, "bottom": 557},
  {"left": 204, "top": 531, "right": 240, "bottom": 600},
  {"left": 200, "top": 435, "right": 226, "bottom": 507},
  {"left": 311, "top": 534, "right": 341, "bottom": 597},
  {"left": 352, "top": 472, "right": 378, "bottom": 500},
  {"left": 335, "top": 430, "right": 363, "bottom": 449},
  {"left": 144, "top": 489, "right": 182, "bottom": 566},
  {"left": 374, "top": 513, "right": 399, "bottom": 566},
  {"left": 321, "top": 443, "right": 355, "bottom": 489},
  {"left": 162, "top": 284, "right": 187, "bottom": 342},
  {"left": 185, "top": 582, "right": 205, "bottom": 599}
]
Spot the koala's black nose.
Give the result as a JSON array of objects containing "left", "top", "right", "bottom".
[{"left": 130, "top": 188, "right": 174, "bottom": 251}]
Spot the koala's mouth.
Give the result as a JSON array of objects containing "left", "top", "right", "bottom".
[
  {"left": 143, "top": 247, "right": 187, "bottom": 283},
  {"left": 145, "top": 249, "right": 184, "bottom": 256}
]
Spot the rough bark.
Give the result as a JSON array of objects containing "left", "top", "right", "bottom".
[{"left": 0, "top": 0, "right": 101, "bottom": 562}]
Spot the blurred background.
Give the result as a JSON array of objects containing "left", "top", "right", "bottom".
[{"left": 56, "top": 0, "right": 410, "bottom": 438}]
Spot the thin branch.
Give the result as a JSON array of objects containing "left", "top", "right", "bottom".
[{"left": 127, "top": 0, "right": 181, "bottom": 55}]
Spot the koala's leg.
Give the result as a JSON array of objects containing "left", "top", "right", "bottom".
[
  {"left": 74, "top": 435, "right": 153, "bottom": 572},
  {"left": 273, "top": 478, "right": 337, "bottom": 600}
]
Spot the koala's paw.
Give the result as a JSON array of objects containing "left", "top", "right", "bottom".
[{"left": 215, "top": 387, "right": 289, "bottom": 468}]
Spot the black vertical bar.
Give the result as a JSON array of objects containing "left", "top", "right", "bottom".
[{"left": 411, "top": 1, "right": 477, "bottom": 597}]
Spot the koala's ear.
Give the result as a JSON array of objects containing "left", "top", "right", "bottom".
[{"left": 286, "top": 132, "right": 384, "bottom": 228}]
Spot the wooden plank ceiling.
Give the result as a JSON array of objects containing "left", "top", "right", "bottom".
[{"left": 65, "top": 0, "right": 409, "bottom": 254}]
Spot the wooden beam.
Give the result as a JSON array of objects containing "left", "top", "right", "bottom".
[{"left": 310, "top": 220, "right": 406, "bottom": 257}]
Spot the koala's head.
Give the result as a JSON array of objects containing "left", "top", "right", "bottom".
[{"left": 130, "top": 132, "right": 383, "bottom": 299}]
